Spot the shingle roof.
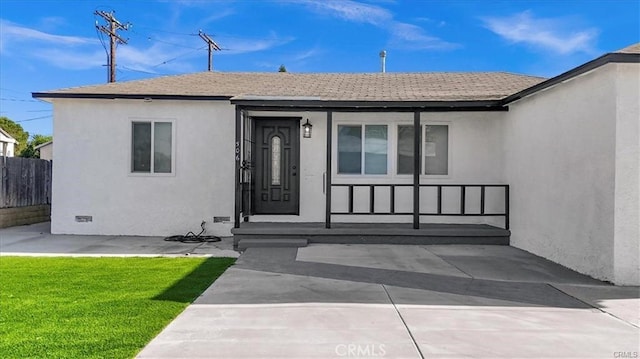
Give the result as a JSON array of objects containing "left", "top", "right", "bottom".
[
  {"left": 615, "top": 42, "right": 640, "bottom": 54},
  {"left": 36, "top": 72, "right": 546, "bottom": 102}
]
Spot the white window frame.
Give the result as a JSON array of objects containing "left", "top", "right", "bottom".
[
  {"left": 129, "top": 118, "right": 176, "bottom": 177},
  {"left": 335, "top": 122, "right": 390, "bottom": 177},
  {"left": 423, "top": 123, "right": 450, "bottom": 177},
  {"left": 395, "top": 121, "right": 451, "bottom": 178},
  {"left": 332, "top": 117, "right": 451, "bottom": 179}
]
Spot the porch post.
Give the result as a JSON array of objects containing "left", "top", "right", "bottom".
[
  {"left": 234, "top": 106, "right": 242, "bottom": 229},
  {"left": 413, "top": 110, "right": 420, "bottom": 229},
  {"left": 325, "top": 111, "right": 333, "bottom": 228}
]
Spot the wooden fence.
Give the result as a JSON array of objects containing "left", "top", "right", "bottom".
[{"left": 1, "top": 156, "right": 52, "bottom": 209}]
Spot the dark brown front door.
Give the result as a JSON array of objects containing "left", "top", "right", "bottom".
[{"left": 254, "top": 118, "right": 300, "bottom": 214}]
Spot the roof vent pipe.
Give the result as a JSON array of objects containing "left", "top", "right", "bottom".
[{"left": 379, "top": 50, "right": 386, "bottom": 73}]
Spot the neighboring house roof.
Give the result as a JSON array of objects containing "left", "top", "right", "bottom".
[
  {"left": 0, "top": 127, "right": 17, "bottom": 144},
  {"left": 34, "top": 140, "right": 52, "bottom": 150},
  {"left": 32, "top": 72, "right": 545, "bottom": 102}
]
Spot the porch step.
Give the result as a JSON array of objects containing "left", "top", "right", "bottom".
[
  {"left": 237, "top": 238, "right": 309, "bottom": 251},
  {"left": 232, "top": 223, "right": 510, "bottom": 246}
]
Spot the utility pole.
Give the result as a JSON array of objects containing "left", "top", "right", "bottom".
[
  {"left": 95, "top": 10, "right": 129, "bottom": 83},
  {"left": 198, "top": 30, "right": 221, "bottom": 71}
]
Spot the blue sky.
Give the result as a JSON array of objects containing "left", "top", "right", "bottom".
[{"left": 1, "top": 0, "right": 638, "bottom": 137}]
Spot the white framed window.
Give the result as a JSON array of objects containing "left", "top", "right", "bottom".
[
  {"left": 337, "top": 124, "right": 388, "bottom": 175},
  {"left": 131, "top": 120, "right": 175, "bottom": 174},
  {"left": 424, "top": 124, "right": 448, "bottom": 175},
  {"left": 396, "top": 123, "right": 449, "bottom": 176}
]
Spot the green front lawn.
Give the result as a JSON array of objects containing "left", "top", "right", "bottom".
[{"left": 0, "top": 256, "right": 235, "bottom": 359}]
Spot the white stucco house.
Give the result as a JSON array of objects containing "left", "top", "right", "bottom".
[
  {"left": 33, "top": 43, "right": 639, "bottom": 285},
  {"left": 35, "top": 141, "right": 53, "bottom": 161},
  {"left": 0, "top": 127, "right": 17, "bottom": 157}
]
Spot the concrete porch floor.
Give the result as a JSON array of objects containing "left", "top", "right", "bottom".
[{"left": 232, "top": 222, "right": 511, "bottom": 245}]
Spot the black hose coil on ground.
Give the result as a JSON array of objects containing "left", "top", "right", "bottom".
[{"left": 164, "top": 221, "right": 221, "bottom": 243}]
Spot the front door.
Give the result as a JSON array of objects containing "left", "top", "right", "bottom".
[{"left": 254, "top": 118, "right": 300, "bottom": 214}]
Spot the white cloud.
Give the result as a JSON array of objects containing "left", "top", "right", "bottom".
[
  {"left": 35, "top": 49, "right": 105, "bottom": 70},
  {"left": 291, "top": 47, "right": 322, "bottom": 61},
  {"left": 199, "top": 8, "right": 235, "bottom": 26},
  {"left": 289, "top": 0, "right": 456, "bottom": 51},
  {"left": 482, "top": 11, "right": 598, "bottom": 55},
  {"left": 218, "top": 33, "right": 294, "bottom": 55},
  {"left": 297, "top": 0, "right": 392, "bottom": 25},
  {"left": 390, "top": 22, "right": 457, "bottom": 50},
  {"left": 0, "top": 19, "right": 95, "bottom": 48}
]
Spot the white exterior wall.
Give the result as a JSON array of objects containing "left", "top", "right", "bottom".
[
  {"left": 51, "top": 99, "right": 236, "bottom": 236},
  {"left": 331, "top": 112, "right": 507, "bottom": 225},
  {"left": 248, "top": 111, "right": 507, "bottom": 225},
  {"left": 38, "top": 142, "right": 53, "bottom": 161},
  {"left": 0, "top": 132, "right": 16, "bottom": 157},
  {"left": 0, "top": 141, "right": 15, "bottom": 157},
  {"left": 613, "top": 63, "right": 640, "bottom": 285},
  {"left": 504, "top": 63, "right": 634, "bottom": 284}
]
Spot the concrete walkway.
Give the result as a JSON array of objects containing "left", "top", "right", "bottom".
[
  {"left": 138, "top": 244, "right": 640, "bottom": 359},
  {"left": 0, "top": 222, "right": 239, "bottom": 258}
]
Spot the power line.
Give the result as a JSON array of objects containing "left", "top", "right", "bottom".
[
  {"left": 95, "top": 10, "right": 130, "bottom": 83},
  {"left": 152, "top": 45, "right": 207, "bottom": 68},
  {"left": 120, "top": 66, "right": 166, "bottom": 75},
  {"left": 16, "top": 115, "right": 52, "bottom": 123},
  {"left": 129, "top": 25, "right": 197, "bottom": 37}
]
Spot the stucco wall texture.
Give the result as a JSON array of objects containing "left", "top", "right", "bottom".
[
  {"left": 505, "top": 63, "right": 639, "bottom": 285},
  {"left": 49, "top": 62, "right": 639, "bottom": 284},
  {"left": 51, "top": 99, "right": 235, "bottom": 237}
]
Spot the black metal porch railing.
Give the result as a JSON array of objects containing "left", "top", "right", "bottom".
[{"left": 330, "top": 184, "right": 509, "bottom": 229}]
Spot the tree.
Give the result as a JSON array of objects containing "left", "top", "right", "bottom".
[
  {"left": 31, "top": 134, "right": 53, "bottom": 147},
  {"left": 0, "top": 116, "right": 29, "bottom": 154},
  {"left": 20, "top": 134, "right": 53, "bottom": 158},
  {"left": 278, "top": 64, "right": 287, "bottom": 72}
]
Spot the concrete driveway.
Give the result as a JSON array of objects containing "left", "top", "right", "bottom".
[
  {"left": 2, "top": 223, "right": 638, "bottom": 358},
  {"left": 138, "top": 244, "right": 640, "bottom": 359}
]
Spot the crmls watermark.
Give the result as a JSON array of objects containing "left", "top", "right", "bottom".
[
  {"left": 614, "top": 352, "right": 638, "bottom": 358},
  {"left": 335, "top": 343, "right": 386, "bottom": 357}
]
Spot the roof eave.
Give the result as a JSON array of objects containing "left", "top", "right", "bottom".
[
  {"left": 231, "top": 99, "right": 508, "bottom": 111},
  {"left": 31, "top": 93, "right": 233, "bottom": 101},
  {"left": 34, "top": 140, "right": 53, "bottom": 150},
  {"left": 502, "top": 52, "right": 640, "bottom": 105}
]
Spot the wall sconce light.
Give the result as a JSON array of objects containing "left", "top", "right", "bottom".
[{"left": 302, "top": 119, "right": 312, "bottom": 138}]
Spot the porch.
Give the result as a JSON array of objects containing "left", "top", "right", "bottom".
[
  {"left": 232, "top": 102, "right": 511, "bottom": 244},
  {"left": 231, "top": 222, "right": 510, "bottom": 246}
]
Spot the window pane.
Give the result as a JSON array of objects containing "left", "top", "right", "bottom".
[
  {"left": 425, "top": 125, "right": 448, "bottom": 175},
  {"left": 154, "top": 122, "right": 172, "bottom": 173},
  {"left": 397, "top": 125, "right": 421, "bottom": 174},
  {"left": 364, "top": 125, "right": 387, "bottom": 174},
  {"left": 271, "top": 136, "right": 281, "bottom": 185},
  {"left": 338, "top": 125, "right": 362, "bottom": 174},
  {"left": 132, "top": 122, "right": 151, "bottom": 172}
]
